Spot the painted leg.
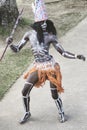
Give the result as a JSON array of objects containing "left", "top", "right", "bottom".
[
  {"left": 20, "top": 71, "right": 38, "bottom": 124},
  {"left": 50, "top": 83, "right": 65, "bottom": 123},
  {"left": 20, "top": 95, "right": 31, "bottom": 124},
  {"left": 54, "top": 97, "right": 65, "bottom": 123},
  {"left": 20, "top": 82, "right": 33, "bottom": 124}
]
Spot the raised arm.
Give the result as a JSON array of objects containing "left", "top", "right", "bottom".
[
  {"left": 52, "top": 37, "right": 86, "bottom": 61},
  {"left": 6, "top": 31, "right": 30, "bottom": 52},
  {"left": 16, "top": 32, "right": 30, "bottom": 48}
]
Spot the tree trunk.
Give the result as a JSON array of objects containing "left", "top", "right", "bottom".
[{"left": 0, "top": 0, "right": 19, "bottom": 26}]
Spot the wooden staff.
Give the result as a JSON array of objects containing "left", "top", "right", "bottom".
[{"left": 0, "top": 8, "right": 24, "bottom": 61}]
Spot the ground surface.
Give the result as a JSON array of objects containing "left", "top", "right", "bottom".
[
  {"left": 1, "top": 0, "right": 87, "bottom": 47},
  {"left": 0, "top": 0, "right": 87, "bottom": 129},
  {"left": 0, "top": 16, "right": 87, "bottom": 130}
]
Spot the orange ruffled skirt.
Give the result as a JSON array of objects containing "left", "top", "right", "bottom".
[{"left": 24, "top": 61, "right": 64, "bottom": 93}]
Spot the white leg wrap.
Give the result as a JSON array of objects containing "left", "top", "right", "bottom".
[
  {"left": 25, "top": 82, "right": 33, "bottom": 86},
  {"left": 55, "top": 97, "right": 64, "bottom": 114},
  {"left": 22, "top": 94, "right": 29, "bottom": 98},
  {"left": 50, "top": 87, "right": 57, "bottom": 90}
]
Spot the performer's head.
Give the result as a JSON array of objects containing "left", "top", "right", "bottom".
[
  {"left": 31, "top": 20, "right": 57, "bottom": 35},
  {"left": 31, "top": 20, "right": 57, "bottom": 43},
  {"left": 31, "top": 0, "right": 57, "bottom": 43}
]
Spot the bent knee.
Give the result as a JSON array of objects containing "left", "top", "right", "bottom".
[
  {"left": 51, "top": 88, "right": 58, "bottom": 99},
  {"left": 51, "top": 93, "right": 58, "bottom": 99},
  {"left": 22, "top": 82, "right": 33, "bottom": 96}
]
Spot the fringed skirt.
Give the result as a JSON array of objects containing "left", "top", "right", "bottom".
[{"left": 24, "top": 59, "right": 64, "bottom": 93}]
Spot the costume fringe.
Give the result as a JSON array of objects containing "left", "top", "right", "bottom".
[{"left": 24, "top": 62, "right": 64, "bottom": 93}]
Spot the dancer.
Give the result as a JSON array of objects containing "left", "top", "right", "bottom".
[{"left": 7, "top": 0, "right": 86, "bottom": 124}]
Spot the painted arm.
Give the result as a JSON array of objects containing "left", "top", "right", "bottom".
[
  {"left": 17, "top": 32, "right": 30, "bottom": 48},
  {"left": 9, "top": 31, "right": 30, "bottom": 52},
  {"left": 52, "top": 38, "right": 86, "bottom": 61}
]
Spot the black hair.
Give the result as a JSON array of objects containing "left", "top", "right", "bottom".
[
  {"left": 30, "top": 19, "right": 57, "bottom": 44},
  {"left": 30, "top": 22, "right": 44, "bottom": 43},
  {"left": 46, "top": 19, "right": 57, "bottom": 35}
]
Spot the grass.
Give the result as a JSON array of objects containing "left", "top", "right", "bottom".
[
  {"left": 0, "top": 0, "right": 87, "bottom": 100},
  {"left": 56, "top": 12, "right": 87, "bottom": 37},
  {"left": 0, "top": 25, "right": 11, "bottom": 36},
  {"left": 19, "top": 18, "right": 33, "bottom": 28},
  {"left": 0, "top": 17, "right": 33, "bottom": 100},
  {"left": 0, "top": 49, "right": 33, "bottom": 100},
  {"left": 0, "top": 18, "right": 32, "bottom": 37}
]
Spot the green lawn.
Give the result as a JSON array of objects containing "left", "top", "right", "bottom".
[
  {"left": 0, "top": 49, "right": 33, "bottom": 100},
  {"left": 0, "top": 0, "right": 87, "bottom": 100}
]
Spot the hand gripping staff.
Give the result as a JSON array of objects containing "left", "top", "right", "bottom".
[{"left": 0, "top": 8, "right": 24, "bottom": 61}]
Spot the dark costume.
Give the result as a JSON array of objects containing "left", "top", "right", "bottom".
[
  {"left": 6, "top": 0, "right": 85, "bottom": 124},
  {"left": 9, "top": 20, "right": 85, "bottom": 124}
]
